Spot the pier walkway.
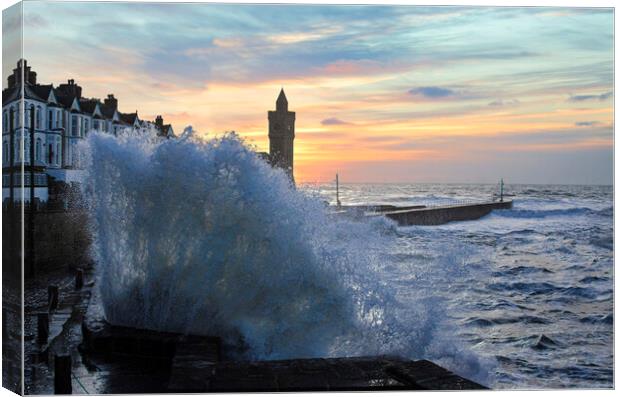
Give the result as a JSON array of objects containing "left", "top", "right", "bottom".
[
  {"left": 333, "top": 200, "right": 513, "bottom": 226},
  {"left": 80, "top": 312, "right": 487, "bottom": 392},
  {"left": 381, "top": 200, "right": 513, "bottom": 226},
  {"left": 74, "top": 288, "right": 488, "bottom": 392}
]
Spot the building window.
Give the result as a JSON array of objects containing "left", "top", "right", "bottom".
[
  {"left": 21, "top": 138, "right": 29, "bottom": 163},
  {"left": 35, "top": 138, "right": 41, "bottom": 162},
  {"left": 36, "top": 106, "right": 42, "bottom": 129},
  {"left": 56, "top": 110, "right": 61, "bottom": 128},
  {"left": 72, "top": 115, "right": 78, "bottom": 136},
  {"left": 23, "top": 104, "right": 29, "bottom": 127},
  {"left": 3, "top": 140, "right": 8, "bottom": 164},
  {"left": 3, "top": 112, "right": 7, "bottom": 132},
  {"left": 48, "top": 110, "right": 53, "bottom": 129},
  {"left": 26, "top": 104, "right": 34, "bottom": 128},
  {"left": 84, "top": 119, "right": 90, "bottom": 135},
  {"left": 55, "top": 140, "right": 60, "bottom": 165}
]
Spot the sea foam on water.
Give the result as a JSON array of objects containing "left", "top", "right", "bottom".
[{"left": 79, "top": 128, "right": 492, "bottom": 384}]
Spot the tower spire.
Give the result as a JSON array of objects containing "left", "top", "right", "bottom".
[{"left": 276, "top": 88, "right": 288, "bottom": 111}]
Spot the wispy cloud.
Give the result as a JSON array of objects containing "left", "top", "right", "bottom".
[
  {"left": 321, "top": 117, "right": 350, "bottom": 126},
  {"left": 568, "top": 91, "right": 613, "bottom": 102},
  {"left": 358, "top": 135, "right": 403, "bottom": 143},
  {"left": 408, "top": 86, "right": 456, "bottom": 98},
  {"left": 575, "top": 121, "right": 601, "bottom": 127},
  {"left": 488, "top": 99, "right": 520, "bottom": 107},
  {"left": 24, "top": 12, "right": 48, "bottom": 28}
]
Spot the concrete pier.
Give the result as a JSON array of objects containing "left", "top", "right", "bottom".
[
  {"left": 168, "top": 356, "right": 487, "bottom": 392},
  {"left": 76, "top": 295, "right": 487, "bottom": 392},
  {"left": 382, "top": 201, "right": 513, "bottom": 226},
  {"left": 80, "top": 318, "right": 486, "bottom": 392}
]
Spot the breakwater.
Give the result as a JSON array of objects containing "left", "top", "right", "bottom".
[{"left": 380, "top": 201, "right": 513, "bottom": 226}]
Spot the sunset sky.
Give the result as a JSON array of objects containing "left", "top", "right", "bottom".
[{"left": 4, "top": 2, "right": 614, "bottom": 184}]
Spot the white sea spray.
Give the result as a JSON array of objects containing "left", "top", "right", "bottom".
[{"left": 79, "top": 128, "right": 493, "bottom": 384}]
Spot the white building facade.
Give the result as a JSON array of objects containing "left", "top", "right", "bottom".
[{"left": 2, "top": 60, "right": 174, "bottom": 206}]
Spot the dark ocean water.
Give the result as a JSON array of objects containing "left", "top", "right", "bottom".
[{"left": 304, "top": 183, "right": 613, "bottom": 389}]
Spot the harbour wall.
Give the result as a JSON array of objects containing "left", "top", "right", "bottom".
[{"left": 383, "top": 201, "right": 513, "bottom": 226}]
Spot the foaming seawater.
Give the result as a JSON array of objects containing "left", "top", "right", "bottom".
[
  {"left": 311, "top": 182, "right": 613, "bottom": 389},
  {"left": 79, "top": 130, "right": 492, "bottom": 384},
  {"left": 493, "top": 207, "right": 611, "bottom": 219}
]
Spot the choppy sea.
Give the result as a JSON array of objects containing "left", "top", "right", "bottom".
[
  {"left": 304, "top": 183, "right": 614, "bottom": 389},
  {"left": 81, "top": 133, "right": 613, "bottom": 390}
]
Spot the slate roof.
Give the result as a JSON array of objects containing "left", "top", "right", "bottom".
[
  {"left": 2, "top": 85, "right": 47, "bottom": 106},
  {"left": 120, "top": 112, "right": 138, "bottom": 125},
  {"left": 157, "top": 124, "right": 174, "bottom": 137},
  {"left": 56, "top": 94, "right": 79, "bottom": 110},
  {"left": 79, "top": 99, "right": 100, "bottom": 116},
  {"left": 30, "top": 84, "right": 55, "bottom": 102},
  {"left": 100, "top": 103, "right": 116, "bottom": 119}
]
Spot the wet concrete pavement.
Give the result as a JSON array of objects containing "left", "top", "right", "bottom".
[{"left": 18, "top": 266, "right": 486, "bottom": 394}]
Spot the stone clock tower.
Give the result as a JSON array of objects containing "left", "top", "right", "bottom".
[{"left": 268, "top": 88, "right": 295, "bottom": 182}]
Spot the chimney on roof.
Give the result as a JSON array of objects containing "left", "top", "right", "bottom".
[
  {"left": 155, "top": 115, "right": 163, "bottom": 127},
  {"left": 104, "top": 94, "right": 118, "bottom": 110},
  {"left": 8, "top": 59, "right": 37, "bottom": 88},
  {"left": 57, "top": 78, "right": 82, "bottom": 99}
]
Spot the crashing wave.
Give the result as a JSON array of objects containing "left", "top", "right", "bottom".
[{"left": 79, "top": 129, "right": 493, "bottom": 384}]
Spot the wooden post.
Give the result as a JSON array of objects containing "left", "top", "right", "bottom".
[
  {"left": 54, "top": 355, "right": 72, "bottom": 394},
  {"left": 75, "top": 268, "right": 83, "bottom": 290},
  {"left": 336, "top": 173, "right": 341, "bottom": 208},
  {"left": 37, "top": 313, "right": 49, "bottom": 344},
  {"left": 48, "top": 285, "right": 59, "bottom": 311},
  {"left": 500, "top": 178, "right": 504, "bottom": 203}
]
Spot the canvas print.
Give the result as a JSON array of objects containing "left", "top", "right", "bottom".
[{"left": 1, "top": 1, "right": 614, "bottom": 394}]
